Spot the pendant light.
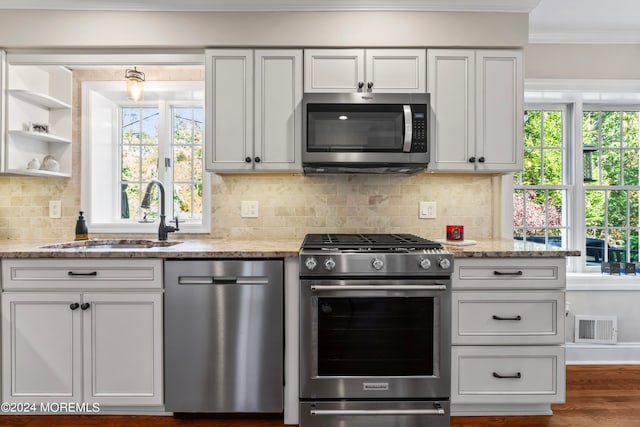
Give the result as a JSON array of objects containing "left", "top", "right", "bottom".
[{"left": 125, "top": 67, "right": 145, "bottom": 101}]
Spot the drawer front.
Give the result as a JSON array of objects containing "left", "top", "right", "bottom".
[
  {"left": 2, "top": 259, "right": 163, "bottom": 290},
  {"left": 452, "top": 346, "right": 565, "bottom": 404},
  {"left": 453, "top": 258, "right": 565, "bottom": 290},
  {"left": 453, "top": 291, "right": 565, "bottom": 344}
]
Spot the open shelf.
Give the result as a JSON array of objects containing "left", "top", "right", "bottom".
[
  {"left": 3, "top": 63, "right": 73, "bottom": 177},
  {"left": 5, "top": 168, "right": 71, "bottom": 178},
  {"left": 8, "top": 89, "right": 71, "bottom": 110},
  {"left": 8, "top": 130, "right": 71, "bottom": 145}
]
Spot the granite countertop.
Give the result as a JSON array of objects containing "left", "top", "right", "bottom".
[
  {"left": 0, "top": 239, "right": 302, "bottom": 259},
  {"left": 438, "top": 239, "right": 580, "bottom": 258},
  {"left": 0, "top": 238, "right": 579, "bottom": 259}
]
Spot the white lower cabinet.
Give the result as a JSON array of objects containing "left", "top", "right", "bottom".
[
  {"left": 451, "top": 257, "right": 566, "bottom": 415},
  {"left": 1, "top": 259, "right": 163, "bottom": 407},
  {"left": 452, "top": 346, "right": 565, "bottom": 404}
]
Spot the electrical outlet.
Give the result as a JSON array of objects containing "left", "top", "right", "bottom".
[
  {"left": 419, "top": 201, "right": 437, "bottom": 219},
  {"left": 241, "top": 201, "right": 259, "bottom": 218},
  {"left": 49, "top": 200, "right": 62, "bottom": 219}
]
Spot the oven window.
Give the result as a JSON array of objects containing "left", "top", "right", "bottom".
[
  {"left": 317, "top": 297, "right": 435, "bottom": 376},
  {"left": 307, "top": 104, "right": 404, "bottom": 152}
]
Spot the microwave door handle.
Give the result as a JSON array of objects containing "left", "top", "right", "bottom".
[{"left": 403, "top": 105, "right": 412, "bottom": 152}]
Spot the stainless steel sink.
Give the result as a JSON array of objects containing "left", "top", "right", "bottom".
[{"left": 39, "top": 239, "right": 183, "bottom": 250}]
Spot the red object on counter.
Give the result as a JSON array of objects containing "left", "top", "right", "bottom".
[{"left": 446, "top": 225, "right": 464, "bottom": 241}]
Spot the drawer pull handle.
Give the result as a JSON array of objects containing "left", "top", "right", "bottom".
[
  {"left": 493, "top": 270, "right": 523, "bottom": 276},
  {"left": 68, "top": 271, "right": 98, "bottom": 277},
  {"left": 492, "top": 315, "right": 522, "bottom": 321},
  {"left": 493, "top": 372, "right": 522, "bottom": 379}
]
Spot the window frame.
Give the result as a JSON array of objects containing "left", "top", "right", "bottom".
[
  {"left": 514, "top": 103, "right": 573, "bottom": 250},
  {"left": 513, "top": 79, "right": 640, "bottom": 275},
  {"left": 81, "top": 80, "right": 209, "bottom": 235}
]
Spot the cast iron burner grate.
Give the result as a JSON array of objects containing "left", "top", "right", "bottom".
[{"left": 302, "top": 233, "right": 442, "bottom": 250}]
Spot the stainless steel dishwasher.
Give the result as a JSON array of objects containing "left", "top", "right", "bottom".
[{"left": 164, "top": 259, "right": 283, "bottom": 413}]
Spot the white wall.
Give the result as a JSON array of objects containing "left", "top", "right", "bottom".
[
  {"left": 525, "top": 43, "right": 640, "bottom": 80},
  {"left": 0, "top": 10, "right": 527, "bottom": 49}
]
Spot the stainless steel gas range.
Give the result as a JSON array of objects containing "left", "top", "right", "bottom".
[{"left": 299, "top": 233, "right": 453, "bottom": 427}]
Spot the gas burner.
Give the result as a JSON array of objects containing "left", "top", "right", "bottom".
[
  {"left": 302, "top": 233, "right": 443, "bottom": 250},
  {"left": 300, "top": 233, "right": 452, "bottom": 277}
]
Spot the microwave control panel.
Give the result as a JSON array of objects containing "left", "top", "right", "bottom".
[{"left": 411, "top": 105, "right": 428, "bottom": 152}]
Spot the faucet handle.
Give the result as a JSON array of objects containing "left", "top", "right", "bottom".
[{"left": 171, "top": 215, "right": 180, "bottom": 232}]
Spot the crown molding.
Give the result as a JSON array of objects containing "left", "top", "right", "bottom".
[{"left": 529, "top": 30, "right": 640, "bottom": 44}]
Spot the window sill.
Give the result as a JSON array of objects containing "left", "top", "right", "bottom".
[{"left": 567, "top": 272, "right": 640, "bottom": 291}]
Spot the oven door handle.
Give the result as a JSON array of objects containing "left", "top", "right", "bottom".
[
  {"left": 310, "top": 408, "right": 446, "bottom": 416},
  {"left": 310, "top": 284, "right": 447, "bottom": 292}
]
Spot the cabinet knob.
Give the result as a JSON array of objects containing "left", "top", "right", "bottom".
[
  {"left": 69, "top": 302, "right": 80, "bottom": 310},
  {"left": 478, "top": 157, "right": 486, "bottom": 163},
  {"left": 469, "top": 157, "right": 476, "bottom": 163},
  {"left": 245, "top": 157, "right": 252, "bottom": 163},
  {"left": 254, "top": 156, "right": 261, "bottom": 163},
  {"left": 81, "top": 302, "right": 91, "bottom": 311}
]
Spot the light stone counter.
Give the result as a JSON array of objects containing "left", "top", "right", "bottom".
[
  {"left": 0, "top": 238, "right": 579, "bottom": 259},
  {"left": 439, "top": 239, "right": 580, "bottom": 258},
  {"left": 0, "top": 239, "right": 302, "bottom": 259}
]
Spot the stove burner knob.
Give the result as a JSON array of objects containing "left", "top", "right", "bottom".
[
  {"left": 324, "top": 257, "right": 336, "bottom": 271},
  {"left": 305, "top": 257, "right": 318, "bottom": 271},
  {"left": 372, "top": 258, "right": 384, "bottom": 270},
  {"left": 419, "top": 258, "right": 432, "bottom": 270},
  {"left": 438, "top": 257, "right": 451, "bottom": 270}
]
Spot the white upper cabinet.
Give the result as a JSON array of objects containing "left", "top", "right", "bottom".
[
  {"left": 304, "top": 49, "right": 426, "bottom": 93},
  {"left": 428, "top": 49, "right": 523, "bottom": 172},
  {"left": 4, "top": 57, "right": 72, "bottom": 177},
  {"left": 205, "top": 49, "right": 302, "bottom": 172}
]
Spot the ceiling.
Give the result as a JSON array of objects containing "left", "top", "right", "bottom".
[{"left": 0, "top": 0, "right": 637, "bottom": 44}]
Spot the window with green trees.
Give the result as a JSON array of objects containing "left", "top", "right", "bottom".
[
  {"left": 583, "top": 108, "right": 640, "bottom": 265},
  {"left": 514, "top": 103, "right": 640, "bottom": 269},
  {"left": 514, "top": 107, "right": 569, "bottom": 248},
  {"left": 120, "top": 104, "right": 204, "bottom": 225}
]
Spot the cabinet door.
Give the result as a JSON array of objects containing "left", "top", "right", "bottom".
[
  {"left": 427, "top": 50, "right": 476, "bottom": 171},
  {"left": 82, "top": 292, "right": 163, "bottom": 406},
  {"left": 2, "top": 292, "right": 82, "bottom": 403},
  {"left": 304, "top": 49, "right": 365, "bottom": 92},
  {"left": 475, "top": 50, "right": 523, "bottom": 172},
  {"left": 366, "top": 49, "right": 426, "bottom": 93},
  {"left": 205, "top": 49, "right": 254, "bottom": 171},
  {"left": 254, "top": 50, "right": 303, "bottom": 171}
]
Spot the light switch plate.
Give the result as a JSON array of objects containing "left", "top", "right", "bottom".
[
  {"left": 419, "top": 201, "right": 436, "bottom": 219},
  {"left": 241, "top": 201, "right": 259, "bottom": 218}
]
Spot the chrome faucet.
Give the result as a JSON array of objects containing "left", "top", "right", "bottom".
[{"left": 141, "top": 179, "right": 180, "bottom": 241}]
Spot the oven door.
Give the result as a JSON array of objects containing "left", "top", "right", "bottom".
[{"left": 300, "top": 278, "right": 451, "bottom": 400}]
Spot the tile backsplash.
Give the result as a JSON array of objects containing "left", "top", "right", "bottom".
[{"left": 0, "top": 171, "right": 497, "bottom": 242}]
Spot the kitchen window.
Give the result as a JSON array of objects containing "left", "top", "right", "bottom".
[
  {"left": 82, "top": 79, "right": 209, "bottom": 233},
  {"left": 514, "top": 106, "right": 571, "bottom": 249},
  {"left": 514, "top": 86, "right": 640, "bottom": 273}
]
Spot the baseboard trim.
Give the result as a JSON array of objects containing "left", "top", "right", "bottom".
[
  {"left": 451, "top": 403, "right": 552, "bottom": 416},
  {"left": 566, "top": 342, "right": 640, "bottom": 364}
]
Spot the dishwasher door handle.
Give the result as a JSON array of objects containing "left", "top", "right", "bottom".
[{"left": 178, "top": 276, "right": 269, "bottom": 285}]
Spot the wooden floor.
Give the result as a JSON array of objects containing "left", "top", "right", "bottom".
[{"left": 1, "top": 365, "right": 639, "bottom": 426}]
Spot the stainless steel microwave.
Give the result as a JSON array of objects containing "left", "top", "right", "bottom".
[{"left": 302, "top": 93, "right": 430, "bottom": 174}]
